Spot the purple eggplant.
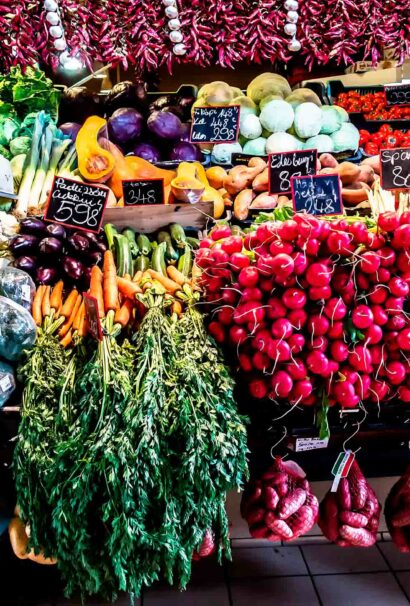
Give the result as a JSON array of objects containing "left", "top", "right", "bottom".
[
  {"left": 39, "top": 237, "right": 63, "bottom": 255},
  {"left": 9, "top": 235, "right": 39, "bottom": 255},
  {"left": 12, "top": 256, "right": 38, "bottom": 275},
  {"left": 36, "top": 266, "right": 58, "bottom": 284},
  {"left": 20, "top": 217, "right": 46, "bottom": 235},
  {"left": 80, "top": 230, "right": 107, "bottom": 252},
  {"left": 68, "top": 234, "right": 89, "bottom": 253},
  {"left": 46, "top": 223, "right": 66, "bottom": 240},
  {"left": 63, "top": 257, "right": 84, "bottom": 281},
  {"left": 86, "top": 251, "right": 103, "bottom": 266},
  {"left": 82, "top": 265, "right": 93, "bottom": 284}
]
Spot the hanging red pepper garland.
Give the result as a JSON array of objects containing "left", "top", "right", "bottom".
[{"left": 0, "top": 0, "right": 408, "bottom": 73}]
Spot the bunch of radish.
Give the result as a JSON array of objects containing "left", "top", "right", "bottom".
[
  {"left": 385, "top": 466, "right": 410, "bottom": 553},
  {"left": 318, "top": 460, "right": 381, "bottom": 547},
  {"left": 240, "top": 458, "right": 318, "bottom": 541},
  {"left": 198, "top": 211, "right": 410, "bottom": 409}
]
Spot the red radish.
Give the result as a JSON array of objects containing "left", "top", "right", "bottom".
[
  {"left": 356, "top": 273, "right": 370, "bottom": 290},
  {"left": 270, "top": 253, "right": 295, "bottom": 278},
  {"left": 398, "top": 386, "right": 410, "bottom": 402},
  {"left": 369, "top": 380, "right": 390, "bottom": 402},
  {"left": 282, "top": 288, "right": 306, "bottom": 309},
  {"left": 267, "top": 339, "right": 291, "bottom": 362},
  {"left": 210, "top": 225, "right": 232, "bottom": 241},
  {"left": 330, "top": 341, "right": 349, "bottom": 362},
  {"left": 398, "top": 328, "right": 410, "bottom": 351},
  {"left": 277, "top": 220, "right": 299, "bottom": 241},
  {"left": 348, "top": 345, "right": 373, "bottom": 373},
  {"left": 306, "top": 262, "right": 331, "bottom": 287},
  {"left": 309, "top": 285, "right": 332, "bottom": 301},
  {"left": 371, "top": 305, "right": 388, "bottom": 326},
  {"left": 255, "top": 222, "right": 276, "bottom": 244},
  {"left": 249, "top": 379, "right": 268, "bottom": 399},
  {"left": 387, "top": 315, "right": 406, "bottom": 331},
  {"left": 348, "top": 221, "right": 368, "bottom": 244},
  {"left": 287, "top": 359, "right": 307, "bottom": 380},
  {"left": 259, "top": 277, "right": 274, "bottom": 293},
  {"left": 306, "top": 351, "right": 329, "bottom": 374},
  {"left": 288, "top": 309, "right": 307, "bottom": 330},
  {"left": 386, "top": 361, "right": 406, "bottom": 385},
  {"left": 230, "top": 252, "right": 251, "bottom": 272},
  {"left": 355, "top": 374, "right": 371, "bottom": 399},
  {"left": 368, "top": 285, "right": 388, "bottom": 304},
  {"left": 363, "top": 324, "right": 383, "bottom": 345},
  {"left": 369, "top": 345, "right": 386, "bottom": 365},
  {"left": 271, "top": 318, "right": 293, "bottom": 339},
  {"left": 269, "top": 240, "right": 293, "bottom": 256},
  {"left": 253, "top": 329, "right": 273, "bottom": 353},
  {"left": 238, "top": 353, "right": 253, "bottom": 372},
  {"left": 221, "top": 235, "right": 243, "bottom": 255},
  {"left": 392, "top": 224, "right": 410, "bottom": 249},
  {"left": 211, "top": 249, "right": 229, "bottom": 267},
  {"left": 385, "top": 296, "right": 404, "bottom": 315},
  {"left": 267, "top": 297, "right": 287, "bottom": 319},
  {"left": 207, "top": 321, "right": 225, "bottom": 343},
  {"left": 307, "top": 336, "right": 328, "bottom": 352},
  {"left": 378, "top": 211, "right": 400, "bottom": 232},
  {"left": 253, "top": 351, "right": 270, "bottom": 371},
  {"left": 222, "top": 288, "right": 239, "bottom": 306},
  {"left": 244, "top": 232, "right": 259, "bottom": 251},
  {"left": 389, "top": 277, "right": 409, "bottom": 297},
  {"left": 238, "top": 267, "right": 259, "bottom": 288},
  {"left": 327, "top": 231, "right": 354, "bottom": 255},
  {"left": 196, "top": 248, "right": 213, "bottom": 268},
  {"left": 374, "top": 267, "right": 391, "bottom": 283},
  {"left": 327, "top": 321, "right": 344, "bottom": 340},
  {"left": 241, "top": 287, "right": 263, "bottom": 302},
  {"left": 271, "top": 371, "right": 293, "bottom": 398},
  {"left": 217, "top": 306, "right": 234, "bottom": 326},
  {"left": 292, "top": 379, "right": 313, "bottom": 400},
  {"left": 234, "top": 302, "right": 265, "bottom": 325},
  {"left": 292, "top": 252, "right": 308, "bottom": 275},
  {"left": 360, "top": 251, "right": 381, "bottom": 274},
  {"left": 288, "top": 334, "right": 306, "bottom": 354},
  {"left": 307, "top": 314, "right": 330, "bottom": 336},
  {"left": 366, "top": 232, "right": 385, "bottom": 250},
  {"left": 324, "top": 297, "right": 347, "bottom": 321},
  {"left": 397, "top": 252, "right": 410, "bottom": 273},
  {"left": 352, "top": 305, "right": 374, "bottom": 329},
  {"left": 379, "top": 247, "right": 396, "bottom": 267},
  {"left": 229, "top": 325, "right": 248, "bottom": 345},
  {"left": 199, "top": 237, "right": 213, "bottom": 248}
]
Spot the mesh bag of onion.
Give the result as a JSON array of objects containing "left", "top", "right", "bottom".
[
  {"left": 240, "top": 458, "right": 318, "bottom": 541},
  {"left": 318, "top": 459, "right": 381, "bottom": 547},
  {"left": 385, "top": 466, "right": 410, "bottom": 553}
]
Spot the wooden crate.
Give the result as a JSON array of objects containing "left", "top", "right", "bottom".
[{"left": 103, "top": 202, "right": 214, "bottom": 232}]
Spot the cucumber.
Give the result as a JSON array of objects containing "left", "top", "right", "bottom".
[
  {"left": 114, "top": 234, "right": 133, "bottom": 277},
  {"left": 178, "top": 245, "right": 192, "bottom": 277},
  {"left": 136, "top": 234, "right": 152, "bottom": 256},
  {"left": 104, "top": 223, "right": 118, "bottom": 252},
  {"left": 152, "top": 242, "right": 167, "bottom": 276},
  {"left": 157, "top": 230, "right": 179, "bottom": 262},
  {"left": 169, "top": 223, "right": 186, "bottom": 248},
  {"left": 135, "top": 255, "right": 150, "bottom": 272},
  {"left": 186, "top": 236, "right": 200, "bottom": 250},
  {"left": 122, "top": 227, "right": 139, "bottom": 257}
]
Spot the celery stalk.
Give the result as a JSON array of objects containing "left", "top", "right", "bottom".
[
  {"left": 39, "top": 137, "right": 71, "bottom": 210},
  {"left": 14, "top": 111, "right": 46, "bottom": 219},
  {"left": 28, "top": 124, "right": 54, "bottom": 215}
]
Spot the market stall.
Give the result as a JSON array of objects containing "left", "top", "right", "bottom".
[{"left": 0, "top": 0, "right": 409, "bottom": 602}]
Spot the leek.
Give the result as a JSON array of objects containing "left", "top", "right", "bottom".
[
  {"left": 28, "top": 123, "right": 54, "bottom": 215},
  {"left": 14, "top": 111, "right": 46, "bottom": 219},
  {"left": 39, "top": 136, "right": 71, "bottom": 210},
  {"left": 57, "top": 142, "right": 77, "bottom": 176}
]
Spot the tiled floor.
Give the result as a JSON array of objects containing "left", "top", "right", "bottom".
[{"left": 14, "top": 477, "right": 410, "bottom": 605}]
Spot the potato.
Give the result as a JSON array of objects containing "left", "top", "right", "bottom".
[{"left": 319, "top": 153, "right": 338, "bottom": 169}]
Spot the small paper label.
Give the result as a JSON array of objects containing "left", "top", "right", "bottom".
[
  {"left": 331, "top": 450, "right": 355, "bottom": 492},
  {"left": 295, "top": 437, "right": 329, "bottom": 452},
  {"left": 0, "top": 375, "right": 12, "bottom": 393},
  {"left": 21, "top": 284, "right": 32, "bottom": 302}
]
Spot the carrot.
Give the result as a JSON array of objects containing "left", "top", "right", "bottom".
[
  {"left": 114, "top": 298, "right": 134, "bottom": 328},
  {"left": 103, "top": 250, "right": 119, "bottom": 312},
  {"left": 59, "top": 295, "right": 82, "bottom": 338},
  {"left": 41, "top": 286, "right": 51, "bottom": 318},
  {"left": 78, "top": 308, "right": 88, "bottom": 338},
  {"left": 32, "top": 285, "right": 46, "bottom": 326},
  {"left": 124, "top": 273, "right": 131, "bottom": 281},
  {"left": 73, "top": 301, "right": 85, "bottom": 332},
  {"left": 171, "top": 300, "right": 183, "bottom": 315},
  {"left": 167, "top": 266, "right": 187, "bottom": 286},
  {"left": 132, "top": 270, "right": 142, "bottom": 283},
  {"left": 60, "top": 330, "right": 73, "bottom": 348},
  {"left": 147, "top": 269, "right": 180, "bottom": 293},
  {"left": 89, "top": 266, "right": 105, "bottom": 319},
  {"left": 50, "top": 280, "right": 64, "bottom": 312},
  {"left": 60, "top": 289, "right": 79, "bottom": 319},
  {"left": 117, "top": 277, "right": 142, "bottom": 299}
]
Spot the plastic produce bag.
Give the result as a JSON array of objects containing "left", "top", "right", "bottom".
[
  {"left": 0, "top": 266, "right": 35, "bottom": 310},
  {"left": 0, "top": 296, "right": 36, "bottom": 361},
  {"left": 241, "top": 457, "right": 318, "bottom": 542},
  {"left": 385, "top": 467, "right": 410, "bottom": 553},
  {"left": 0, "top": 360, "right": 15, "bottom": 407},
  {"left": 318, "top": 459, "right": 380, "bottom": 547}
]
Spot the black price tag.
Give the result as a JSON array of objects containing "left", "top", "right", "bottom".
[
  {"left": 45, "top": 176, "right": 109, "bottom": 234},
  {"left": 190, "top": 105, "right": 240, "bottom": 144},
  {"left": 380, "top": 147, "right": 410, "bottom": 190},
  {"left": 269, "top": 149, "right": 317, "bottom": 195},
  {"left": 231, "top": 153, "right": 268, "bottom": 166},
  {"left": 291, "top": 174, "right": 343, "bottom": 216},
  {"left": 84, "top": 293, "right": 103, "bottom": 341},
  {"left": 384, "top": 84, "right": 410, "bottom": 107},
  {"left": 122, "top": 178, "right": 165, "bottom": 206}
]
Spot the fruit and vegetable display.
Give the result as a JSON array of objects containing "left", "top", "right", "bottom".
[
  {"left": 360, "top": 125, "right": 410, "bottom": 156},
  {"left": 319, "top": 459, "right": 381, "bottom": 547},
  {"left": 336, "top": 90, "right": 410, "bottom": 121}
]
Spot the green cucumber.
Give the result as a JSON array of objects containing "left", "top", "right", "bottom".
[
  {"left": 157, "top": 230, "right": 179, "bottom": 262},
  {"left": 136, "top": 234, "right": 152, "bottom": 256},
  {"left": 169, "top": 223, "right": 186, "bottom": 248},
  {"left": 122, "top": 227, "right": 139, "bottom": 257},
  {"left": 135, "top": 255, "right": 150, "bottom": 272},
  {"left": 104, "top": 223, "right": 118, "bottom": 252},
  {"left": 114, "top": 234, "right": 133, "bottom": 277},
  {"left": 178, "top": 245, "right": 192, "bottom": 277},
  {"left": 152, "top": 242, "right": 167, "bottom": 276},
  {"left": 186, "top": 236, "right": 200, "bottom": 250}
]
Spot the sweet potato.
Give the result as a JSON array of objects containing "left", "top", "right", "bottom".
[
  {"left": 278, "top": 488, "right": 307, "bottom": 520},
  {"left": 246, "top": 507, "right": 265, "bottom": 526},
  {"left": 319, "top": 153, "right": 338, "bottom": 169},
  {"left": 337, "top": 478, "right": 352, "bottom": 511},
  {"left": 250, "top": 193, "right": 278, "bottom": 210},
  {"left": 252, "top": 167, "right": 269, "bottom": 192},
  {"left": 264, "top": 485, "right": 280, "bottom": 510},
  {"left": 234, "top": 188, "right": 255, "bottom": 220},
  {"left": 342, "top": 182, "right": 370, "bottom": 206},
  {"left": 339, "top": 511, "right": 369, "bottom": 528},
  {"left": 223, "top": 164, "right": 265, "bottom": 195},
  {"left": 318, "top": 492, "right": 340, "bottom": 543},
  {"left": 339, "top": 524, "right": 376, "bottom": 547},
  {"left": 357, "top": 164, "right": 375, "bottom": 185},
  {"left": 290, "top": 505, "right": 316, "bottom": 537},
  {"left": 248, "top": 157, "right": 267, "bottom": 170},
  {"left": 271, "top": 519, "right": 293, "bottom": 540},
  {"left": 276, "top": 482, "right": 288, "bottom": 498},
  {"left": 250, "top": 523, "right": 269, "bottom": 539},
  {"left": 361, "top": 155, "right": 380, "bottom": 175},
  {"left": 338, "top": 162, "right": 361, "bottom": 185}
]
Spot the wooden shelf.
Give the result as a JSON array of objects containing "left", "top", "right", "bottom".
[{"left": 103, "top": 202, "right": 214, "bottom": 232}]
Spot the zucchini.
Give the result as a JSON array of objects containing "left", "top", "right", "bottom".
[
  {"left": 122, "top": 227, "right": 139, "bottom": 257},
  {"left": 114, "top": 234, "right": 133, "bottom": 277},
  {"left": 135, "top": 255, "right": 150, "bottom": 272},
  {"left": 186, "top": 236, "right": 200, "bottom": 250},
  {"left": 169, "top": 223, "right": 186, "bottom": 248},
  {"left": 152, "top": 242, "right": 167, "bottom": 276},
  {"left": 157, "top": 230, "right": 179, "bottom": 263},
  {"left": 178, "top": 245, "right": 192, "bottom": 277},
  {"left": 104, "top": 223, "right": 118, "bottom": 252},
  {"left": 136, "top": 234, "right": 152, "bottom": 256}
]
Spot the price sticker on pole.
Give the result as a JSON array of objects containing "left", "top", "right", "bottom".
[
  {"left": 83, "top": 293, "right": 103, "bottom": 341},
  {"left": 122, "top": 178, "right": 165, "bottom": 206},
  {"left": 380, "top": 147, "right": 410, "bottom": 190},
  {"left": 291, "top": 173, "right": 343, "bottom": 216},
  {"left": 268, "top": 149, "right": 317, "bottom": 195},
  {"left": 190, "top": 105, "right": 240, "bottom": 143},
  {"left": 45, "top": 176, "right": 109, "bottom": 233}
]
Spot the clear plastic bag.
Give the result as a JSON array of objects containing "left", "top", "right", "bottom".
[
  {"left": 0, "top": 266, "right": 35, "bottom": 310},
  {"left": 0, "top": 360, "right": 15, "bottom": 407},
  {"left": 0, "top": 296, "right": 36, "bottom": 361}
]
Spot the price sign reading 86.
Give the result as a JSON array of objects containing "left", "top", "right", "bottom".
[
  {"left": 122, "top": 178, "right": 165, "bottom": 206},
  {"left": 291, "top": 174, "right": 343, "bottom": 216}
]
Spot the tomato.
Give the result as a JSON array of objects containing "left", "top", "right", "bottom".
[{"left": 364, "top": 142, "right": 379, "bottom": 156}]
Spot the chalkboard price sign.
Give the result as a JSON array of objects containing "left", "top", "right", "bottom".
[
  {"left": 45, "top": 176, "right": 109, "bottom": 233},
  {"left": 231, "top": 153, "right": 268, "bottom": 166},
  {"left": 380, "top": 147, "right": 410, "bottom": 190},
  {"left": 268, "top": 149, "right": 317, "bottom": 195},
  {"left": 190, "top": 105, "right": 240, "bottom": 144},
  {"left": 83, "top": 293, "right": 103, "bottom": 341},
  {"left": 384, "top": 84, "right": 410, "bottom": 107},
  {"left": 291, "top": 174, "right": 343, "bottom": 216},
  {"left": 122, "top": 178, "right": 165, "bottom": 206}
]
